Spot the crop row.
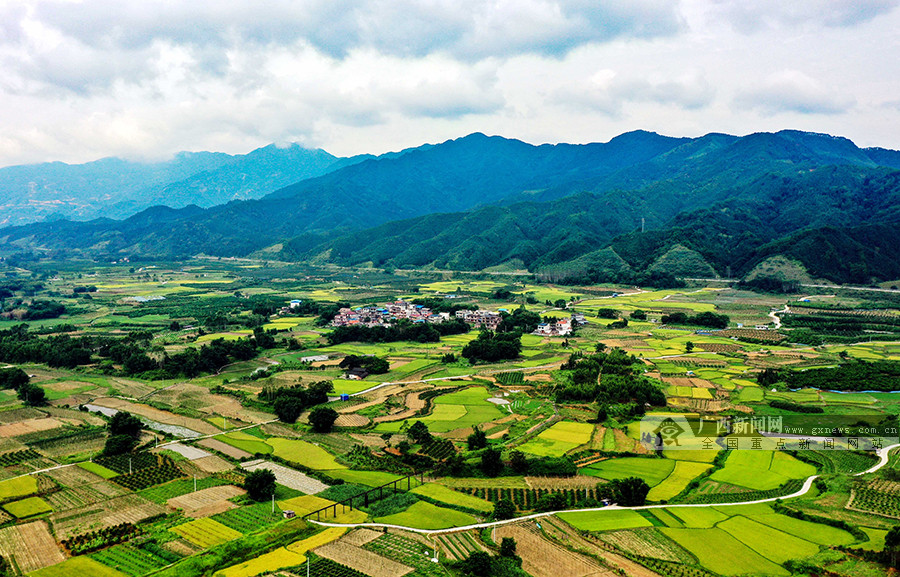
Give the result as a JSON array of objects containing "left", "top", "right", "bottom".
[
  {"left": 679, "top": 479, "right": 804, "bottom": 504},
  {"left": 364, "top": 533, "right": 442, "bottom": 576},
  {"left": 113, "top": 457, "right": 185, "bottom": 491},
  {"left": 495, "top": 372, "right": 525, "bottom": 385},
  {"left": 211, "top": 502, "right": 283, "bottom": 533},
  {"left": 90, "top": 542, "right": 179, "bottom": 576},
  {"left": 0, "top": 449, "right": 41, "bottom": 466},
  {"left": 307, "top": 557, "right": 369, "bottom": 577},
  {"left": 460, "top": 487, "right": 602, "bottom": 510},
  {"left": 62, "top": 522, "right": 139, "bottom": 555},
  {"left": 96, "top": 452, "right": 161, "bottom": 475},
  {"left": 419, "top": 438, "right": 456, "bottom": 461},
  {"left": 851, "top": 481, "right": 900, "bottom": 518}
]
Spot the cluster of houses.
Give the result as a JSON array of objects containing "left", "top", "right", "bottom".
[
  {"left": 453, "top": 309, "right": 503, "bottom": 330},
  {"left": 332, "top": 300, "right": 450, "bottom": 327},
  {"left": 533, "top": 313, "right": 588, "bottom": 337}
]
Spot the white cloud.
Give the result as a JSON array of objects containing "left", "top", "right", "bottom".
[
  {"left": 734, "top": 70, "right": 855, "bottom": 115},
  {"left": 705, "top": 0, "right": 899, "bottom": 33},
  {"left": 0, "top": 0, "right": 898, "bottom": 166}
]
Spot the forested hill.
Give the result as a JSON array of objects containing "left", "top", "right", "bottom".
[{"left": 1, "top": 129, "right": 899, "bottom": 285}]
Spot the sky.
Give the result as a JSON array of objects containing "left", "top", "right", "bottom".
[{"left": 1, "top": 0, "right": 899, "bottom": 167}]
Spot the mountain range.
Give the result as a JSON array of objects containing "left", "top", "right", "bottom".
[{"left": 1, "top": 129, "right": 899, "bottom": 285}]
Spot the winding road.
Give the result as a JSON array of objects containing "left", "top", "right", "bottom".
[{"left": 308, "top": 443, "right": 900, "bottom": 535}]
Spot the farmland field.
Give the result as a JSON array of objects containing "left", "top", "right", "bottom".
[
  {"left": 556, "top": 509, "right": 653, "bottom": 531},
  {"left": 646, "top": 460, "right": 712, "bottom": 501},
  {"left": 2, "top": 495, "right": 52, "bottom": 518},
  {"left": 518, "top": 421, "right": 593, "bottom": 457},
  {"left": 265, "top": 437, "right": 345, "bottom": 470},
  {"left": 214, "top": 431, "right": 273, "bottom": 455},
  {"left": 660, "top": 527, "right": 789, "bottom": 576},
  {"left": 717, "top": 516, "right": 819, "bottom": 564},
  {"left": 2, "top": 262, "right": 900, "bottom": 577},
  {"left": 411, "top": 483, "right": 493, "bottom": 513},
  {"left": 710, "top": 451, "right": 814, "bottom": 491},
  {"left": 171, "top": 517, "right": 242, "bottom": 548},
  {"left": 29, "top": 556, "right": 128, "bottom": 577},
  {"left": 375, "top": 501, "right": 477, "bottom": 529},
  {"left": 580, "top": 457, "right": 675, "bottom": 486},
  {"left": 376, "top": 386, "right": 504, "bottom": 433},
  {"left": 0, "top": 475, "right": 38, "bottom": 500}
]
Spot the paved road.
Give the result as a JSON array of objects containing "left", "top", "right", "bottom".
[{"left": 309, "top": 443, "right": 899, "bottom": 535}]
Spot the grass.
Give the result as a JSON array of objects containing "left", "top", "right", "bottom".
[
  {"left": 28, "top": 556, "right": 128, "bottom": 577},
  {"left": 518, "top": 421, "right": 593, "bottom": 457},
  {"left": 0, "top": 475, "right": 37, "bottom": 500},
  {"left": 557, "top": 509, "right": 653, "bottom": 531},
  {"left": 215, "top": 431, "right": 273, "bottom": 455},
  {"left": 375, "top": 501, "right": 478, "bottom": 530},
  {"left": 78, "top": 462, "right": 119, "bottom": 479},
  {"left": 171, "top": 518, "right": 243, "bottom": 548},
  {"left": 646, "top": 461, "right": 712, "bottom": 501},
  {"left": 581, "top": 457, "right": 675, "bottom": 486},
  {"left": 411, "top": 483, "right": 494, "bottom": 513},
  {"left": 3, "top": 496, "right": 52, "bottom": 518},
  {"left": 265, "top": 438, "right": 345, "bottom": 470},
  {"left": 660, "top": 527, "right": 788, "bottom": 576}
]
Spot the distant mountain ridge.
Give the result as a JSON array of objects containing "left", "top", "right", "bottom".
[
  {"left": 0, "top": 143, "right": 369, "bottom": 226},
  {"left": 1, "top": 129, "right": 899, "bottom": 284}
]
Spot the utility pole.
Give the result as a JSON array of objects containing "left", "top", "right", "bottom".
[{"left": 641, "top": 217, "right": 645, "bottom": 233}]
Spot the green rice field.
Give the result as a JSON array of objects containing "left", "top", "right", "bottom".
[
  {"left": 557, "top": 509, "right": 653, "bottom": 531},
  {"left": 375, "top": 501, "right": 478, "bottom": 529},
  {"left": 580, "top": 457, "right": 675, "bottom": 486}
]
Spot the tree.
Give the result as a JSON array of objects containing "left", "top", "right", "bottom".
[
  {"left": 467, "top": 426, "right": 488, "bottom": 450},
  {"left": 509, "top": 450, "right": 529, "bottom": 474},
  {"left": 480, "top": 447, "right": 503, "bottom": 477},
  {"left": 308, "top": 407, "right": 338, "bottom": 433},
  {"left": 609, "top": 477, "right": 650, "bottom": 506},
  {"left": 103, "top": 434, "right": 136, "bottom": 456},
  {"left": 499, "top": 537, "right": 517, "bottom": 558},
  {"left": 109, "top": 411, "right": 143, "bottom": 438},
  {"left": 397, "top": 440, "right": 411, "bottom": 454},
  {"left": 274, "top": 396, "right": 304, "bottom": 423},
  {"left": 17, "top": 383, "right": 45, "bottom": 406},
  {"left": 685, "top": 341, "right": 694, "bottom": 353},
  {"left": 630, "top": 309, "right": 647, "bottom": 320},
  {"left": 244, "top": 469, "right": 276, "bottom": 501},
  {"left": 535, "top": 491, "right": 567, "bottom": 512},
  {"left": 0, "top": 367, "right": 29, "bottom": 390},
  {"left": 408, "top": 421, "right": 432, "bottom": 445},
  {"left": 493, "top": 499, "right": 516, "bottom": 520},
  {"left": 886, "top": 525, "right": 900, "bottom": 568},
  {"left": 594, "top": 342, "right": 607, "bottom": 353},
  {"left": 461, "top": 551, "right": 493, "bottom": 576}
]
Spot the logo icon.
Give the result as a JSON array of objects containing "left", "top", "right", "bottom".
[{"left": 653, "top": 417, "right": 686, "bottom": 447}]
